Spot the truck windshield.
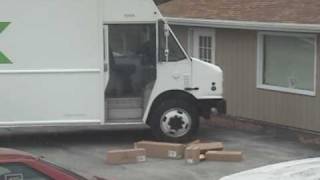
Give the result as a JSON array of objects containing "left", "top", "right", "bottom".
[{"left": 158, "top": 20, "right": 187, "bottom": 62}]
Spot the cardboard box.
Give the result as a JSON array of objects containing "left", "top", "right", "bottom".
[
  {"left": 135, "top": 141, "right": 186, "bottom": 159},
  {"left": 189, "top": 142, "right": 224, "bottom": 154},
  {"left": 185, "top": 146, "right": 200, "bottom": 164},
  {"left": 106, "top": 148, "right": 146, "bottom": 165},
  {"left": 205, "top": 151, "right": 243, "bottom": 162}
]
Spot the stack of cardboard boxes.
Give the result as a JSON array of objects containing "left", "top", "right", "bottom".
[{"left": 106, "top": 140, "right": 243, "bottom": 165}]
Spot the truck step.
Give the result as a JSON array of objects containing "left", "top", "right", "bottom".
[
  {"left": 107, "top": 108, "right": 143, "bottom": 120},
  {"left": 107, "top": 97, "right": 142, "bottom": 109}
]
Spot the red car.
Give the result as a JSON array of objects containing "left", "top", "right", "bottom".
[{"left": 0, "top": 148, "right": 106, "bottom": 180}]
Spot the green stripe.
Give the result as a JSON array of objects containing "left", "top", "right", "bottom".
[
  {"left": 0, "top": 51, "right": 12, "bottom": 64},
  {"left": 0, "top": 22, "right": 12, "bottom": 64},
  {"left": 0, "top": 22, "right": 10, "bottom": 33}
]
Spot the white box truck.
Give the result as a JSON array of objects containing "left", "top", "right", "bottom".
[{"left": 0, "top": 0, "right": 225, "bottom": 141}]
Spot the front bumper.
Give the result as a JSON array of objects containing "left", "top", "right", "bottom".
[{"left": 197, "top": 99, "right": 226, "bottom": 118}]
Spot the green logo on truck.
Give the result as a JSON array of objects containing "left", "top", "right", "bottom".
[{"left": 0, "top": 22, "right": 12, "bottom": 64}]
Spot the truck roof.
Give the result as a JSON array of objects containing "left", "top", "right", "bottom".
[{"left": 103, "top": 0, "right": 162, "bottom": 23}]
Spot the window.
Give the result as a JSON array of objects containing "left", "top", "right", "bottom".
[
  {"left": 257, "top": 32, "right": 317, "bottom": 96},
  {"left": 199, "top": 36, "right": 213, "bottom": 62},
  {"left": 41, "top": 160, "right": 87, "bottom": 180},
  {"left": 159, "top": 21, "right": 187, "bottom": 62},
  {"left": 0, "top": 163, "right": 51, "bottom": 180},
  {"left": 193, "top": 29, "right": 215, "bottom": 63}
]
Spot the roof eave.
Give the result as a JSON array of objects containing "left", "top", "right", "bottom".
[{"left": 165, "top": 17, "right": 320, "bottom": 33}]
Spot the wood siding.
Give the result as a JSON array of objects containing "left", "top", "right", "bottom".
[
  {"left": 216, "top": 29, "right": 320, "bottom": 132},
  {"left": 171, "top": 25, "right": 320, "bottom": 132}
]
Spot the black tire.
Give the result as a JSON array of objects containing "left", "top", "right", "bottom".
[{"left": 148, "top": 99, "right": 199, "bottom": 142}]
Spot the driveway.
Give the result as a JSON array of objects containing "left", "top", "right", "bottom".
[{"left": 0, "top": 123, "right": 319, "bottom": 180}]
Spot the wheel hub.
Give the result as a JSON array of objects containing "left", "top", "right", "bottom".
[
  {"left": 168, "top": 115, "right": 184, "bottom": 131},
  {"left": 160, "top": 108, "right": 192, "bottom": 138}
]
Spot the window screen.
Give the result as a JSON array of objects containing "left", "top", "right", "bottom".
[
  {"left": 261, "top": 34, "right": 316, "bottom": 92},
  {"left": 199, "top": 36, "right": 213, "bottom": 62}
]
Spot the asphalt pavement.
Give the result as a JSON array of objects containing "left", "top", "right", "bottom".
[{"left": 0, "top": 123, "right": 319, "bottom": 180}]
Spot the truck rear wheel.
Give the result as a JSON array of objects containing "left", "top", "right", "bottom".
[{"left": 149, "top": 99, "right": 199, "bottom": 142}]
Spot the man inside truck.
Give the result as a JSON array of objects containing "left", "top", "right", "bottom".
[{"left": 106, "top": 24, "right": 156, "bottom": 98}]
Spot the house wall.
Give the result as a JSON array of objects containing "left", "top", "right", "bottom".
[{"left": 171, "top": 25, "right": 320, "bottom": 132}]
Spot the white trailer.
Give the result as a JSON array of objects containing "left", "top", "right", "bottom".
[{"left": 0, "top": 0, "right": 225, "bottom": 141}]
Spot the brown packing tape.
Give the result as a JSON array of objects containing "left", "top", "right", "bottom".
[
  {"left": 106, "top": 148, "right": 146, "bottom": 165},
  {"left": 189, "top": 142, "right": 224, "bottom": 154},
  {"left": 205, "top": 151, "right": 243, "bottom": 162},
  {"left": 135, "top": 141, "right": 186, "bottom": 159}
]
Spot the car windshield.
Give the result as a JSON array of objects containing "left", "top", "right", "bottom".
[{"left": 40, "top": 160, "right": 87, "bottom": 180}]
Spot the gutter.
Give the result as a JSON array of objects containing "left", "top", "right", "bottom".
[{"left": 165, "top": 17, "right": 320, "bottom": 33}]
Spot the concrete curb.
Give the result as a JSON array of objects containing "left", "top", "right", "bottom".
[{"left": 206, "top": 115, "right": 320, "bottom": 146}]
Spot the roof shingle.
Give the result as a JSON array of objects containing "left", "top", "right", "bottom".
[{"left": 159, "top": 0, "right": 320, "bottom": 24}]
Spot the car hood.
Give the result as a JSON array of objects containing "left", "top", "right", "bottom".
[{"left": 221, "top": 158, "right": 320, "bottom": 180}]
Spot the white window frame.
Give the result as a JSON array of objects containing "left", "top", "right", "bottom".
[
  {"left": 257, "top": 31, "right": 317, "bottom": 96},
  {"left": 191, "top": 28, "right": 216, "bottom": 63}
]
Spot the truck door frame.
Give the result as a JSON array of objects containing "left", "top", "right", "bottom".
[{"left": 103, "top": 21, "right": 158, "bottom": 124}]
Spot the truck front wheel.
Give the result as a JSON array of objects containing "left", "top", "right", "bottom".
[{"left": 149, "top": 99, "right": 199, "bottom": 142}]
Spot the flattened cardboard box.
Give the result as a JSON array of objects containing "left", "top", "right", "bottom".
[
  {"left": 135, "top": 141, "right": 185, "bottom": 159},
  {"left": 185, "top": 146, "right": 200, "bottom": 164},
  {"left": 205, "top": 151, "right": 243, "bottom": 162},
  {"left": 189, "top": 142, "right": 224, "bottom": 154},
  {"left": 106, "top": 148, "right": 146, "bottom": 165}
]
